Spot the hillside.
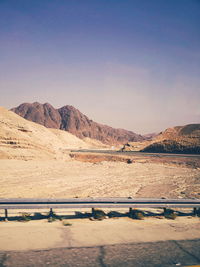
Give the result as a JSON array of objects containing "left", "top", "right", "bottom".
[
  {"left": 0, "top": 107, "right": 106, "bottom": 160},
  {"left": 11, "top": 102, "right": 144, "bottom": 145},
  {"left": 141, "top": 124, "right": 200, "bottom": 154}
]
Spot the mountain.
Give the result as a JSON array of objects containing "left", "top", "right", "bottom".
[
  {"left": 0, "top": 107, "right": 106, "bottom": 160},
  {"left": 11, "top": 102, "right": 144, "bottom": 145},
  {"left": 11, "top": 102, "right": 61, "bottom": 129},
  {"left": 142, "top": 132, "right": 158, "bottom": 140},
  {"left": 141, "top": 124, "right": 200, "bottom": 154}
]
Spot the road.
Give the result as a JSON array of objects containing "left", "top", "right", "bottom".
[
  {"left": 1, "top": 239, "right": 200, "bottom": 267},
  {"left": 71, "top": 149, "right": 200, "bottom": 159}
]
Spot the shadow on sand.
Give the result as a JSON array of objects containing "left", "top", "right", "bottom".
[{"left": 0, "top": 208, "right": 199, "bottom": 222}]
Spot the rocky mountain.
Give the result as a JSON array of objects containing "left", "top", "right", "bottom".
[
  {"left": 11, "top": 102, "right": 61, "bottom": 129},
  {"left": 11, "top": 102, "right": 144, "bottom": 145},
  {"left": 141, "top": 124, "right": 200, "bottom": 154},
  {"left": 0, "top": 107, "right": 106, "bottom": 160}
]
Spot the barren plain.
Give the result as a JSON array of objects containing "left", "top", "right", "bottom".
[
  {"left": 0, "top": 106, "right": 200, "bottom": 256},
  {"left": 0, "top": 157, "right": 199, "bottom": 199},
  {"left": 0, "top": 157, "right": 200, "bottom": 253}
]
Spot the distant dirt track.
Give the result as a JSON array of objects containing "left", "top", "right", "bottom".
[
  {"left": 69, "top": 150, "right": 200, "bottom": 168},
  {"left": 71, "top": 149, "right": 200, "bottom": 158}
]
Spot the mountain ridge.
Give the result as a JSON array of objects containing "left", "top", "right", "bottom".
[
  {"left": 120, "top": 123, "right": 200, "bottom": 154},
  {"left": 11, "top": 102, "right": 144, "bottom": 145},
  {"left": 141, "top": 123, "right": 200, "bottom": 154},
  {"left": 0, "top": 106, "right": 105, "bottom": 160}
]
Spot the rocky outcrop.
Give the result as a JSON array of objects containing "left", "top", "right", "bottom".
[
  {"left": 141, "top": 124, "right": 200, "bottom": 154},
  {"left": 11, "top": 102, "right": 144, "bottom": 145}
]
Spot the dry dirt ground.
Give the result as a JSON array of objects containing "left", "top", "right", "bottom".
[
  {"left": 0, "top": 157, "right": 200, "bottom": 266},
  {"left": 0, "top": 157, "right": 199, "bottom": 199},
  {"left": 0, "top": 217, "right": 200, "bottom": 251}
]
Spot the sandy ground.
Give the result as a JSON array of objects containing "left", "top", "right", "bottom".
[
  {"left": 0, "top": 159, "right": 199, "bottom": 198},
  {"left": 0, "top": 158, "right": 200, "bottom": 252},
  {"left": 0, "top": 216, "right": 200, "bottom": 251}
]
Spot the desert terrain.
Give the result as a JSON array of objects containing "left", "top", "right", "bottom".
[
  {"left": 0, "top": 158, "right": 200, "bottom": 199},
  {"left": 1, "top": 105, "right": 199, "bottom": 200},
  {"left": 0, "top": 106, "right": 200, "bottom": 266},
  {"left": 122, "top": 123, "right": 200, "bottom": 154},
  {"left": 0, "top": 154, "right": 200, "bottom": 253},
  {"left": 11, "top": 102, "right": 144, "bottom": 145}
]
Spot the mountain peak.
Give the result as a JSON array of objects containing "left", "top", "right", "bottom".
[
  {"left": 11, "top": 102, "right": 61, "bottom": 129},
  {"left": 11, "top": 102, "right": 144, "bottom": 145}
]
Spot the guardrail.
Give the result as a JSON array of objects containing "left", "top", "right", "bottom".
[
  {"left": 1, "top": 198, "right": 200, "bottom": 209},
  {"left": 1, "top": 198, "right": 200, "bottom": 219}
]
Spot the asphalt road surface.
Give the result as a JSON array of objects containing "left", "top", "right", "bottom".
[
  {"left": 1, "top": 239, "right": 200, "bottom": 267},
  {"left": 71, "top": 149, "right": 200, "bottom": 159}
]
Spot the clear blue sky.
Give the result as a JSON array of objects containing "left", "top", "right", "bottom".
[{"left": 0, "top": 0, "right": 200, "bottom": 134}]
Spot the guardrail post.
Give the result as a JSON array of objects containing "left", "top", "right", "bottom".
[
  {"left": 49, "top": 208, "right": 53, "bottom": 218},
  {"left": 193, "top": 207, "right": 197, "bottom": 216},
  {"left": 92, "top": 208, "right": 95, "bottom": 216},
  {"left": 4, "top": 209, "right": 8, "bottom": 221}
]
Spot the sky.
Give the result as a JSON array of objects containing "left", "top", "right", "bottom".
[{"left": 0, "top": 0, "right": 200, "bottom": 134}]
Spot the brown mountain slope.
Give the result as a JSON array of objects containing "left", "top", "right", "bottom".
[
  {"left": 141, "top": 124, "right": 200, "bottom": 154},
  {"left": 11, "top": 102, "right": 61, "bottom": 129},
  {"left": 11, "top": 102, "right": 144, "bottom": 145},
  {"left": 0, "top": 107, "right": 106, "bottom": 160}
]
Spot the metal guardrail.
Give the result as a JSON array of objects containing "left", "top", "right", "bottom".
[
  {"left": 1, "top": 198, "right": 200, "bottom": 209},
  {"left": 1, "top": 198, "right": 199, "bottom": 219}
]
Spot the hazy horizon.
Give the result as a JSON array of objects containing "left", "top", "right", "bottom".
[{"left": 0, "top": 0, "right": 200, "bottom": 134}]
